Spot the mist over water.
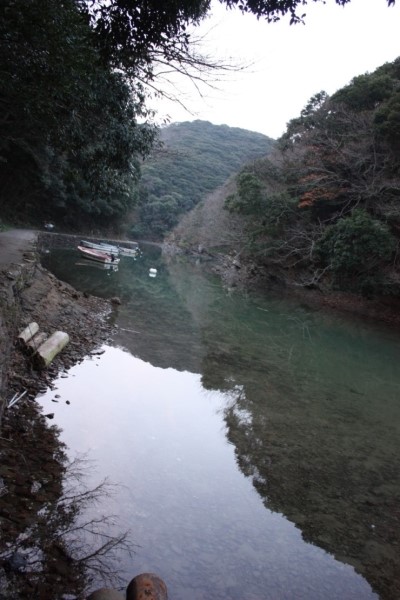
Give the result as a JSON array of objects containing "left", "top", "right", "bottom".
[{"left": 39, "top": 245, "right": 400, "bottom": 599}]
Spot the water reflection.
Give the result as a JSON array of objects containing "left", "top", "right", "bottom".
[
  {"left": 75, "top": 259, "right": 119, "bottom": 272},
  {"left": 40, "top": 245, "right": 400, "bottom": 599}
]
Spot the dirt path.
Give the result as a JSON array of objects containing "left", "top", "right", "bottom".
[{"left": 0, "top": 229, "right": 37, "bottom": 266}]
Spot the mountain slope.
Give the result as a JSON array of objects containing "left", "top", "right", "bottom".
[
  {"left": 132, "top": 120, "right": 274, "bottom": 238},
  {"left": 170, "top": 58, "right": 400, "bottom": 308}
]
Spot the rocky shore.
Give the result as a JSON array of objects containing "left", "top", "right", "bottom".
[
  {"left": 0, "top": 232, "right": 116, "bottom": 598},
  {"left": 165, "top": 242, "right": 400, "bottom": 329}
]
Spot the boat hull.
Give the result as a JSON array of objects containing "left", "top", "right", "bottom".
[
  {"left": 80, "top": 239, "right": 139, "bottom": 257},
  {"left": 80, "top": 239, "right": 120, "bottom": 254},
  {"left": 77, "top": 245, "right": 120, "bottom": 264}
]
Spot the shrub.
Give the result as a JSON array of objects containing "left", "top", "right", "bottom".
[{"left": 316, "top": 209, "right": 395, "bottom": 292}]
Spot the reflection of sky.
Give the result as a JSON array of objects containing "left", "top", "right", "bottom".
[{"left": 38, "top": 346, "right": 376, "bottom": 600}]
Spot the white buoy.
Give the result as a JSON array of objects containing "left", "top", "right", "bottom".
[{"left": 149, "top": 268, "right": 157, "bottom": 274}]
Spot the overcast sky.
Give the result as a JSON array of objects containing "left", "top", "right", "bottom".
[{"left": 149, "top": 0, "right": 400, "bottom": 139}]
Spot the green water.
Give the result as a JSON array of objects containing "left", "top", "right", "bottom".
[{"left": 40, "top": 245, "right": 400, "bottom": 599}]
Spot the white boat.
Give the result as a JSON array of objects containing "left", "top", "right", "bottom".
[
  {"left": 77, "top": 245, "right": 120, "bottom": 264},
  {"left": 80, "top": 239, "right": 139, "bottom": 257},
  {"left": 80, "top": 239, "right": 120, "bottom": 254},
  {"left": 119, "top": 246, "right": 139, "bottom": 257}
]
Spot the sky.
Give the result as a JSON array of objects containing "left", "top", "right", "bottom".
[{"left": 149, "top": 0, "right": 400, "bottom": 139}]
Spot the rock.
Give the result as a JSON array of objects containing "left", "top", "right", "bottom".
[
  {"left": 6, "top": 552, "right": 27, "bottom": 573},
  {"left": 126, "top": 573, "right": 168, "bottom": 600},
  {"left": 110, "top": 296, "right": 121, "bottom": 305}
]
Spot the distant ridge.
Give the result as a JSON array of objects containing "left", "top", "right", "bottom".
[{"left": 132, "top": 120, "right": 275, "bottom": 238}]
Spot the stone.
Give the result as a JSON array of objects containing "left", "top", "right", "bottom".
[{"left": 126, "top": 573, "right": 168, "bottom": 600}]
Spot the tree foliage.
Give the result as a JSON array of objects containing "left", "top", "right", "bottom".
[
  {"left": 0, "top": 0, "right": 157, "bottom": 228},
  {"left": 223, "top": 57, "right": 400, "bottom": 295},
  {"left": 315, "top": 209, "right": 395, "bottom": 291}
]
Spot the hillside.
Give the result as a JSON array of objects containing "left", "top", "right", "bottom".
[
  {"left": 132, "top": 120, "right": 274, "bottom": 238},
  {"left": 170, "top": 58, "right": 400, "bottom": 311}
]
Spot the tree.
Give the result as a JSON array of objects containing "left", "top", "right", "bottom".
[
  {"left": 0, "top": 0, "right": 156, "bottom": 227},
  {"left": 225, "top": 172, "right": 264, "bottom": 214},
  {"left": 315, "top": 209, "right": 395, "bottom": 292},
  {"left": 80, "top": 1, "right": 398, "bottom": 107}
]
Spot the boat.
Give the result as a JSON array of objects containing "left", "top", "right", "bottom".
[
  {"left": 119, "top": 246, "right": 139, "bottom": 257},
  {"left": 80, "top": 239, "right": 120, "bottom": 255},
  {"left": 80, "top": 239, "right": 139, "bottom": 257},
  {"left": 77, "top": 245, "right": 120, "bottom": 264}
]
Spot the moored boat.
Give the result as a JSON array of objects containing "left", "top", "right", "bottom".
[
  {"left": 77, "top": 245, "right": 120, "bottom": 264},
  {"left": 80, "top": 239, "right": 120, "bottom": 254},
  {"left": 119, "top": 246, "right": 139, "bottom": 257},
  {"left": 80, "top": 239, "right": 139, "bottom": 257}
]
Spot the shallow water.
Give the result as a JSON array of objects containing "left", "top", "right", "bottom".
[{"left": 39, "top": 245, "right": 400, "bottom": 599}]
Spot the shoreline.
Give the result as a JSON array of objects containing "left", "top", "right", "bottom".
[
  {"left": 200, "top": 249, "right": 400, "bottom": 330},
  {"left": 0, "top": 232, "right": 116, "bottom": 598}
]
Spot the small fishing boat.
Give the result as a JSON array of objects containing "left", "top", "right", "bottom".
[
  {"left": 119, "top": 246, "right": 139, "bottom": 257},
  {"left": 80, "top": 239, "right": 120, "bottom": 255},
  {"left": 77, "top": 245, "right": 120, "bottom": 264},
  {"left": 80, "top": 239, "right": 139, "bottom": 257}
]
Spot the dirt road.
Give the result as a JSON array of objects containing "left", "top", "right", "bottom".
[{"left": 0, "top": 229, "right": 37, "bottom": 266}]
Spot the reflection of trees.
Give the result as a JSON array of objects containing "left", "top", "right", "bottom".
[
  {"left": 147, "top": 253, "right": 400, "bottom": 600},
  {"left": 202, "top": 347, "right": 400, "bottom": 600},
  {"left": 0, "top": 405, "right": 134, "bottom": 598}
]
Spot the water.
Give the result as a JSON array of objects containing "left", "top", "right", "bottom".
[{"left": 39, "top": 245, "right": 400, "bottom": 599}]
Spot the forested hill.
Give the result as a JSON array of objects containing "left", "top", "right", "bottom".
[
  {"left": 132, "top": 120, "right": 274, "bottom": 238},
  {"left": 173, "top": 58, "right": 400, "bottom": 302}
]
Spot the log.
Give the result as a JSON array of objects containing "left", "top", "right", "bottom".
[
  {"left": 35, "top": 331, "right": 70, "bottom": 368},
  {"left": 17, "top": 322, "right": 39, "bottom": 346},
  {"left": 26, "top": 331, "right": 48, "bottom": 355}
]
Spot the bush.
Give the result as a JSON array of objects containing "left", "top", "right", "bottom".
[
  {"left": 224, "top": 173, "right": 264, "bottom": 215},
  {"left": 316, "top": 209, "right": 395, "bottom": 292}
]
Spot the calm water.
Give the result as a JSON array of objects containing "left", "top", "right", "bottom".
[{"left": 39, "top": 245, "right": 400, "bottom": 599}]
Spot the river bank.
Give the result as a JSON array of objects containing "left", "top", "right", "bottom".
[
  {"left": 0, "top": 230, "right": 115, "bottom": 598},
  {"left": 167, "top": 178, "right": 400, "bottom": 329}
]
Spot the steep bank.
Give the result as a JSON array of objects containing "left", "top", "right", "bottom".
[
  {"left": 0, "top": 231, "right": 114, "bottom": 421},
  {"left": 166, "top": 186, "right": 400, "bottom": 328},
  {"left": 0, "top": 231, "right": 115, "bottom": 598}
]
